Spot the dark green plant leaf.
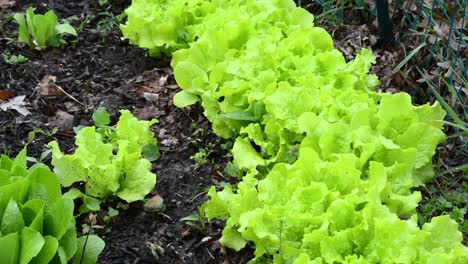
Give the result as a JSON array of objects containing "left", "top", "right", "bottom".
[
  {"left": 221, "top": 110, "right": 257, "bottom": 121},
  {"left": 142, "top": 143, "right": 160, "bottom": 162},
  {"left": 92, "top": 107, "right": 111, "bottom": 127}
]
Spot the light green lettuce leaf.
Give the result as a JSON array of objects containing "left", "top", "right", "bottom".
[
  {"left": 73, "top": 235, "right": 105, "bottom": 264},
  {"left": 0, "top": 232, "right": 20, "bottom": 264},
  {"left": 1, "top": 199, "right": 25, "bottom": 235},
  {"left": 20, "top": 227, "right": 45, "bottom": 264},
  {"left": 115, "top": 151, "right": 156, "bottom": 203}
]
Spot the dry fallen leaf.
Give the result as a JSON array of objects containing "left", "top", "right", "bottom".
[
  {"left": 158, "top": 75, "right": 169, "bottom": 86},
  {"left": 0, "top": 0, "right": 14, "bottom": 9},
  {"left": 38, "top": 75, "right": 65, "bottom": 96},
  {"left": 135, "top": 85, "right": 161, "bottom": 102},
  {"left": 0, "top": 90, "right": 17, "bottom": 100},
  {"left": 144, "top": 195, "right": 165, "bottom": 212},
  {"left": 134, "top": 105, "right": 164, "bottom": 120},
  {"left": 0, "top": 95, "right": 31, "bottom": 116},
  {"left": 51, "top": 110, "right": 74, "bottom": 131}
]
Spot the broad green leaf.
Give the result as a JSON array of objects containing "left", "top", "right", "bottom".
[
  {"left": 0, "top": 154, "right": 13, "bottom": 171},
  {"left": 54, "top": 23, "right": 77, "bottom": 36},
  {"left": 422, "top": 215, "right": 463, "bottom": 251},
  {"left": 220, "top": 227, "right": 246, "bottom": 251},
  {"left": 142, "top": 143, "right": 161, "bottom": 162},
  {"left": 25, "top": 7, "right": 36, "bottom": 41},
  {"left": 58, "top": 227, "right": 77, "bottom": 261},
  {"left": 12, "top": 148, "right": 27, "bottom": 172},
  {"left": 20, "top": 227, "right": 45, "bottom": 264},
  {"left": 56, "top": 246, "right": 68, "bottom": 264},
  {"left": 0, "top": 232, "right": 20, "bottom": 264},
  {"left": 0, "top": 179, "right": 30, "bottom": 221},
  {"left": 204, "top": 186, "right": 234, "bottom": 220},
  {"left": 221, "top": 110, "right": 257, "bottom": 121},
  {"left": 11, "top": 147, "right": 28, "bottom": 177},
  {"left": 115, "top": 110, "right": 158, "bottom": 154},
  {"left": 81, "top": 195, "right": 101, "bottom": 213},
  {"left": 13, "top": 13, "right": 31, "bottom": 44},
  {"left": 21, "top": 199, "right": 45, "bottom": 232},
  {"left": 0, "top": 169, "right": 11, "bottom": 186},
  {"left": 27, "top": 164, "right": 62, "bottom": 206},
  {"left": 231, "top": 137, "right": 265, "bottom": 170},
  {"left": 62, "top": 188, "right": 83, "bottom": 200},
  {"left": 173, "top": 90, "right": 199, "bottom": 107},
  {"left": 92, "top": 107, "right": 111, "bottom": 127},
  {"left": 30, "top": 236, "right": 59, "bottom": 264},
  {"left": 49, "top": 141, "right": 88, "bottom": 187},
  {"left": 173, "top": 61, "right": 208, "bottom": 92},
  {"left": 43, "top": 198, "right": 74, "bottom": 240},
  {"left": 116, "top": 153, "right": 156, "bottom": 202},
  {"left": 73, "top": 235, "right": 105, "bottom": 264},
  {"left": 32, "top": 13, "right": 54, "bottom": 48},
  {"left": 1, "top": 199, "right": 25, "bottom": 235}
]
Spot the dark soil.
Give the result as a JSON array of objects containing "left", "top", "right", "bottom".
[{"left": 1, "top": 1, "right": 253, "bottom": 263}]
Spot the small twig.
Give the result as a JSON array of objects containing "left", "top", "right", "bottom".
[
  {"left": 206, "top": 247, "right": 215, "bottom": 260},
  {"left": 55, "top": 85, "right": 85, "bottom": 106}
]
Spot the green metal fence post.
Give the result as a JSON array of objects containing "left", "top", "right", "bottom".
[{"left": 376, "top": 0, "right": 393, "bottom": 47}]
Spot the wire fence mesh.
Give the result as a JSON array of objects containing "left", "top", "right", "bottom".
[{"left": 313, "top": 0, "right": 466, "bottom": 107}]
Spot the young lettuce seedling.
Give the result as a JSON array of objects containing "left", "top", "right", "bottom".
[
  {"left": 49, "top": 108, "right": 160, "bottom": 214},
  {"left": 13, "top": 7, "right": 77, "bottom": 50}
]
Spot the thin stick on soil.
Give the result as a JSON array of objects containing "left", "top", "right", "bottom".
[{"left": 55, "top": 85, "right": 85, "bottom": 106}]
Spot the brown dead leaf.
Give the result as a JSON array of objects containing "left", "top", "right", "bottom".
[
  {"left": 0, "top": 0, "right": 14, "bottom": 9},
  {"left": 54, "top": 110, "right": 74, "bottom": 131},
  {"left": 135, "top": 85, "right": 158, "bottom": 95},
  {"left": 158, "top": 75, "right": 169, "bottom": 86},
  {"left": 462, "top": 88, "right": 468, "bottom": 98},
  {"left": 134, "top": 105, "right": 164, "bottom": 120},
  {"left": 64, "top": 102, "right": 80, "bottom": 112},
  {"left": 135, "top": 85, "right": 160, "bottom": 102},
  {"left": 39, "top": 75, "right": 65, "bottom": 96},
  {"left": 0, "top": 90, "right": 17, "bottom": 100},
  {"left": 144, "top": 195, "right": 164, "bottom": 212}
]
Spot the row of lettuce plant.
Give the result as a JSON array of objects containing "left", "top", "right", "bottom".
[
  {"left": 121, "top": 0, "right": 467, "bottom": 263},
  {"left": 0, "top": 148, "right": 103, "bottom": 264}
]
